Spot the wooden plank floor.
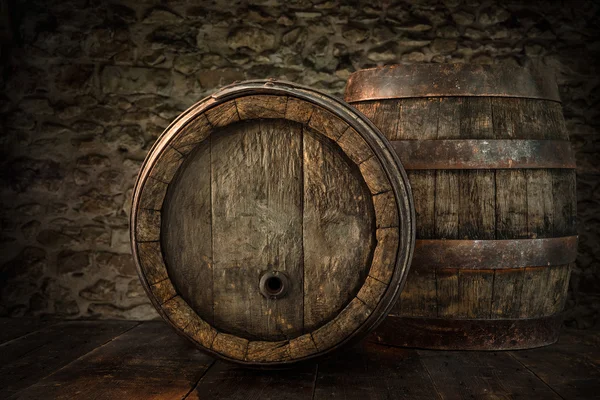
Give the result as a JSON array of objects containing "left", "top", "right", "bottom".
[{"left": 1, "top": 318, "right": 598, "bottom": 400}]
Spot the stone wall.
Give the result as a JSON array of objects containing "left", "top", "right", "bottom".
[{"left": 1, "top": 0, "right": 598, "bottom": 325}]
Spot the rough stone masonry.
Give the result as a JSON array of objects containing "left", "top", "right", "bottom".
[{"left": 0, "top": 0, "right": 598, "bottom": 326}]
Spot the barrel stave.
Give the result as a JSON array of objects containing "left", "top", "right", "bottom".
[
  {"left": 355, "top": 97, "right": 568, "bottom": 140},
  {"left": 496, "top": 169, "right": 528, "bottom": 239},
  {"left": 347, "top": 66, "right": 576, "bottom": 349},
  {"left": 435, "top": 170, "right": 460, "bottom": 239},
  {"left": 409, "top": 171, "right": 436, "bottom": 239},
  {"left": 302, "top": 127, "right": 375, "bottom": 332},
  {"left": 397, "top": 268, "right": 437, "bottom": 317},
  {"left": 393, "top": 265, "right": 571, "bottom": 320},
  {"left": 163, "top": 139, "right": 213, "bottom": 325},
  {"left": 526, "top": 169, "right": 555, "bottom": 238}
]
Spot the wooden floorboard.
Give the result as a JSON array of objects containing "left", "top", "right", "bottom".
[
  {"left": 418, "top": 349, "right": 561, "bottom": 400},
  {"left": 10, "top": 321, "right": 214, "bottom": 400},
  {"left": 314, "top": 341, "right": 441, "bottom": 399},
  {"left": 553, "top": 324, "right": 600, "bottom": 361},
  {"left": 509, "top": 326, "right": 600, "bottom": 400},
  {"left": 0, "top": 318, "right": 59, "bottom": 345},
  {"left": 0, "top": 320, "right": 137, "bottom": 398},
  {"left": 186, "top": 361, "right": 317, "bottom": 399},
  {"left": 1, "top": 319, "right": 599, "bottom": 400}
]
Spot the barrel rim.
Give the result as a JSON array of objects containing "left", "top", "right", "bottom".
[
  {"left": 129, "top": 80, "right": 416, "bottom": 367},
  {"left": 344, "top": 63, "right": 561, "bottom": 103}
]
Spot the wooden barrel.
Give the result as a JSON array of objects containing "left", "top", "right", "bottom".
[
  {"left": 345, "top": 64, "right": 577, "bottom": 350},
  {"left": 130, "top": 80, "right": 415, "bottom": 366}
]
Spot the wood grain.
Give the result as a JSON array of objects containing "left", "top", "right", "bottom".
[
  {"left": 526, "top": 169, "right": 554, "bottom": 238},
  {"left": 552, "top": 169, "right": 577, "bottom": 237},
  {"left": 0, "top": 321, "right": 136, "bottom": 398},
  {"left": 303, "top": 127, "right": 374, "bottom": 331},
  {"left": 491, "top": 97, "right": 524, "bottom": 139},
  {"left": 311, "top": 318, "right": 342, "bottom": 351},
  {"left": 10, "top": 322, "right": 213, "bottom": 400},
  {"left": 436, "top": 268, "right": 459, "bottom": 318},
  {"left": 434, "top": 170, "right": 459, "bottom": 239},
  {"left": 369, "top": 228, "right": 398, "bottom": 285},
  {"left": 211, "top": 119, "right": 303, "bottom": 340},
  {"left": 490, "top": 268, "right": 524, "bottom": 318},
  {"left": 458, "top": 269, "right": 494, "bottom": 318},
  {"left": 246, "top": 340, "right": 291, "bottom": 363},
  {"left": 372, "top": 191, "right": 398, "bottom": 229},
  {"left": 509, "top": 327, "right": 600, "bottom": 400},
  {"left": 437, "top": 97, "right": 462, "bottom": 139},
  {"left": 170, "top": 113, "right": 212, "bottom": 154},
  {"left": 212, "top": 333, "right": 249, "bottom": 360},
  {"left": 336, "top": 127, "right": 373, "bottom": 165},
  {"left": 356, "top": 276, "right": 387, "bottom": 310},
  {"left": 495, "top": 169, "right": 528, "bottom": 239},
  {"left": 543, "top": 101, "right": 569, "bottom": 140},
  {"left": 397, "top": 268, "right": 437, "bottom": 317},
  {"left": 409, "top": 170, "right": 435, "bottom": 239},
  {"left": 183, "top": 313, "right": 218, "bottom": 350},
  {"left": 162, "top": 296, "right": 196, "bottom": 329},
  {"left": 149, "top": 279, "right": 177, "bottom": 305},
  {"left": 135, "top": 209, "right": 161, "bottom": 242},
  {"left": 0, "top": 318, "right": 57, "bottom": 346},
  {"left": 519, "top": 266, "right": 550, "bottom": 318},
  {"left": 288, "top": 334, "right": 318, "bottom": 359},
  {"left": 236, "top": 95, "right": 287, "bottom": 120},
  {"left": 162, "top": 139, "right": 214, "bottom": 323},
  {"left": 205, "top": 100, "right": 240, "bottom": 127},
  {"left": 136, "top": 241, "right": 168, "bottom": 284},
  {"left": 315, "top": 342, "right": 441, "bottom": 400},
  {"left": 359, "top": 157, "right": 392, "bottom": 194},
  {"left": 542, "top": 265, "right": 571, "bottom": 315},
  {"left": 458, "top": 170, "right": 495, "bottom": 240},
  {"left": 419, "top": 350, "right": 561, "bottom": 399},
  {"left": 333, "top": 297, "right": 371, "bottom": 335},
  {"left": 459, "top": 97, "right": 493, "bottom": 139},
  {"left": 285, "top": 97, "right": 314, "bottom": 124},
  {"left": 186, "top": 361, "right": 317, "bottom": 400},
  {"left": 308, "top": 107, "right": 348, "bottom": 141},
  {"left": 149, "top": 146, "right": 183, "bottom": 183},
  {"left": 398, "top": 98, "right": 440, "bottom": 140},
  {"left": 139, "top": 176, "right": 168, "bottom": 210},
  {"left": 353, "top": 100, "right": 400, "bottom": 140},
  {"left": 491, "top": 98, "right": 568, "bottom": 140}
]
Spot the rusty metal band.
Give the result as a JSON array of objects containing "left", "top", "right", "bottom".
[
  {"left": 412, "top": 236, "right": 578, "bottom": 270},
  {"left": 370, "top": 314, "right": 563, "bottom": 350},
  {"left": 391, "top": 139, "right": 576, "bottom": 170},
  {"left": 345, "top": 64, "right": 561, "bottom": 102}
]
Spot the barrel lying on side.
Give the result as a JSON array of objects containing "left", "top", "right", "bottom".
[
  {"left": 345, "top": 64, "right": 577, "bottom": 350},
  {"left": 130, "top": 80, "right": 415, "bottom": 366}
]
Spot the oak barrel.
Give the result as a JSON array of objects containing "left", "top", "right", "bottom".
[
  {"left": 345, "top": 64, "right": 577, "bottom": 350},
  {"left": 130, "top": 80, "right": 415, "bottom": 366}
]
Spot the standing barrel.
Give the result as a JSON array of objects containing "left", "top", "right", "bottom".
[
  {"left": 345, "top": 64, "right": 577, "bottom": 350},
  {"left": 130, "top": 80, "right": 415, "bottom": 366}
]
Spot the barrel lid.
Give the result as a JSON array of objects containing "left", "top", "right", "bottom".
[
  {"left": 345, "top": 63, "right": 561, "bottom": 103},
  {"left": 130, "top": 80, "right": 415, "bottom": 366}
]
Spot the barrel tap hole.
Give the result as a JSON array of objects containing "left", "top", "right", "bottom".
[
  {"left": 265, "top": 276, "right": 283, "bottom": 295},
  {"left": 259, "top": 272, "right": 288, "bottom": 299}
]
